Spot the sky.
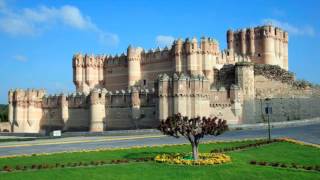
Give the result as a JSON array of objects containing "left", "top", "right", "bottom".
[{"left": 0, "top": 0, "right": 319, "bottom": 104}]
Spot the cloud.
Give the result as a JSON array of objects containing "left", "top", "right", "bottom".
[
  {"left": 0, "top": 1, "right": 119, "bottom": 46},
  {"left": 155, "top": 35, "right": 175, "bottom": 47},
  {"left": 262, "top": 18, "right": 315, "bottom": 36},
  {"left": 12, "top": 55, "right": 28, "bottom": 62}
]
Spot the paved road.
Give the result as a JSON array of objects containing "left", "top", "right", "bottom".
[{"left": 0, "top": 124, "right": 319, "bottom": 157}]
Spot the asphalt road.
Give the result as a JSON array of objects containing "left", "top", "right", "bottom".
[{"left": 0, "top": 124, "right": 319, "bottom": 157}]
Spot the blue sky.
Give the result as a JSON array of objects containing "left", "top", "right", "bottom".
[{"left": 0, "top": 0, "right": 319, "bottom": 104}]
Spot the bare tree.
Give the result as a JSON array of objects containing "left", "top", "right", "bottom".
[{"left": 158, "top": 113, "right": 228, "bottom": 160}]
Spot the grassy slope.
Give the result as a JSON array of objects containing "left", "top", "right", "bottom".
[{"left": 0, "top": 140, "right": 319, "bottom": 180}]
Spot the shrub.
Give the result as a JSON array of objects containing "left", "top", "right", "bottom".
[
  {"left": 258, "top": 162, "right": 267, "bottom": 166},
  {"left": 291, "top": 163, "right": 298, "bottom": 168},
  {"left": 271, "top": 162, "right": 279, "bottom": 167},
  {"left": 3, "top": 165, "right": 12, "bottom": 172},
  {"left": 250, "top": 160, "right": 257, "bottom": 165},
  {"left": 15, "top": 165, "right": 22, "bottom": 170},
  {"left": 280, "top": 164, "right": 287, "bottom": 168}
]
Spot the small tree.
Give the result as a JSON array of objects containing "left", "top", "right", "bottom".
[{"left": 158, "top": 113, "right": 228, "bottom": 160}]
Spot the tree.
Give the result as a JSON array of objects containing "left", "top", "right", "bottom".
[{"left": 158, "top": 113, "right": 228, "bottom": 160}]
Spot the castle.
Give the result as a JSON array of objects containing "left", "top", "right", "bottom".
[{"left": 4, "top": 25, "right": 320, "bottom": 133}]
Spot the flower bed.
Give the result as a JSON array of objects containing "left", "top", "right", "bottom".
[{"left": 154, "top": 153, "right": 231, "bottom": 165}]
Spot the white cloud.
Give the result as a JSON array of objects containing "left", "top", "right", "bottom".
[
  {"left": 262, "top": 18, "right": 315, "bottom": 36},
  {"left": 0, "top": 1, "right": 119, "bottom": 46},
  {"left": 155, "top": 35, "right": 175, "bottom": 47},
  {"left": 13, "top": 55, "right": 28, "bottom": 62}
]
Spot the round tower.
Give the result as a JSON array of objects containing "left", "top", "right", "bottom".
[
  {"left": 240, "top": 29, "right": 247, "bottom": 55},
  {"left": 85, "top": 54, "right": 97, "bottom": 89},
  {"left": 249, "top": 28, "right": 255, "bottom": 57},
  {"left": 73, "top": 53, "right": 84, "bottom": 92},
  {"left": 60, "top": 93, "right": 69, "bottom": 129},
  {"left": 127, "top": 46, "right": 142, "bottom": 87},
  {"left": 185, "top": 38, "right": 198, "bottom": 75},
  {"left": 8, "top": 90, "right": 14, "bottom": 126},
  {"left": 227, "top": 29, "right": 234, "bottom": 51},
  {"left": 283, "top": 31, "right": 289, "bottom": 70},
  {"left": 89, "top": 89, "right": 106, "bottom": 132},
  {"left": 173, "top": 38, "right": 183, "bottom": 73},
  {"left": 262, "top": 25, "right": 275, "bottom": 65},
  {"left": 201, "top": 37, "right": 214, "bottom": 83}
]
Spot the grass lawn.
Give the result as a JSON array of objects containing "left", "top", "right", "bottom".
[{"left": 0, "top": 139, "right": 319, "bottom": 180}]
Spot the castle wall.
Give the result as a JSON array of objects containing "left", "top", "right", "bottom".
[{"left": 254, "top": 97, "right": 320, "bottom": 123}]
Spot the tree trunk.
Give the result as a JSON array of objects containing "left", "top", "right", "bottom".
[{"left": 192, "top": 142, "right": 199, "bottom": 160}]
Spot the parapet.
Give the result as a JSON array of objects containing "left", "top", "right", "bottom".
[
  {"left": 157, "top": 73, "right": 210, "bottom": 97},
  {"left": 228, "top": 25, "right": 288, "bottom": 42},
  {"left": 9, "top": 89, "right": 46, "bottom": 108},
  {"left": 172, "top": 37, "right": 220, "bottom": 55}
]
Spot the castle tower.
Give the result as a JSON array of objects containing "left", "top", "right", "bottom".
[
  {"left": 85, "top": 54, "right": 99, "bottom": 90},
  {"left": 173, "top": 73, "right": 188, "bottom": 116},
  {"left": 283, "top": 32, "right": 289, "bottom": 70},
  {"left": 10, "top": 89, "right": 45, "bottom": 133},
  {"left": 73, "top": 53, "right": 85, "bottom": 92},
  {"left": 249, "top": 28, "right": 255, "bottom": 57},
  {"left": 8, "top": 90, "right": 14, "bottom": 129},
  {"left": 131, "top": 87, "right": 141, "bottom": 121},
  {"left": 201, "top": 37, "right": 214, "bottom": 84},
  {"left": 89, "top": 89, "right": 106, "bottom": 132},
  {"left": 127, "top": 46, "right": 143, "bottom": 87},
  {"left": 262, "top": 25, "right": 275, "bottom": 65},
  {"left": 240, "top": 29, "right": 247, "bottom": 55},
  {"left": 235, "top": 62, "right": 255, "bottom": 123},
  {"left": 173, "top": 38, "right": 184, "bottom": 73},
  {"left": 227, "top": 30, "right": 234, "bottom": 52},
  {"left": 156, "top": 74, "right": 171, "bottom": 120},
  {"left": 60, "top": 93, "right": 69, "bottom": 129},
  {"left": 185, "top": 38, "right": 199, "bottom": 76}
]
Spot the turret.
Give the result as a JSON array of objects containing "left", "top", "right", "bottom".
[
  {"left": 89, "top": 89, "right": 107, "bottom": 132},
  {"left": 261, "top": 25, "right": 275, "bottom": 65},
  {"left": 227, "top": 29, "right": 234, "bottom": 51},
  {"left": 8, "top": 90, "right": 14, "bottom": 129},
  {"left": 60, "top": 93, "right": 69, "bottom": 128},
  {"left": 9, "top": 89, "right": 45, "bottom": 133},
  {"left": 249, "top": 28, "right": 255, "bottom": 56},
  {"left": 240, "top": 29, "right": 246, "bottom": 55},
  {"left": 185, "top": 38, "right": 199, "bottom": 75},
  {"left": 73, "top": 53, "right": 84, "bottom": 92},
  {"left": 283, "top": 31, "right": 289, "bottom": 70},
  {"left": 127, "top": 46, "right": 143, "bottom": 87},
  {"left": 156, "top": 74, "right": 171, "bottom": 120},
  {"left": 173, "top": 38, "right": 184, "bottom": 73},
  {"left": 131, "top": 87, "right": 141, "bottom": 120},
  {"left": 85, "top": 54, "right": 98, "bottom": 89}
]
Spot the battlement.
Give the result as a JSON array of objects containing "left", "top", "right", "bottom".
[
  {"left": 228, "top": 25, "right": 288, "bottom": 42},
  {"left": 172, "top": 37, "right": 220, "bottom": 55},
  {"left": 227, "top": 25, "right": 289, "bottom": 70},
  {"left": 157, "top": 73, "right": 210, "bottom": 97},
  {"left": 9, "top": 89, "right": 46, "bottom": 108}
]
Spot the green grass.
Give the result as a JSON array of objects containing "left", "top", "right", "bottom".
[{"left": 0, "top": 139, "right": 319, "bottom": 180}]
